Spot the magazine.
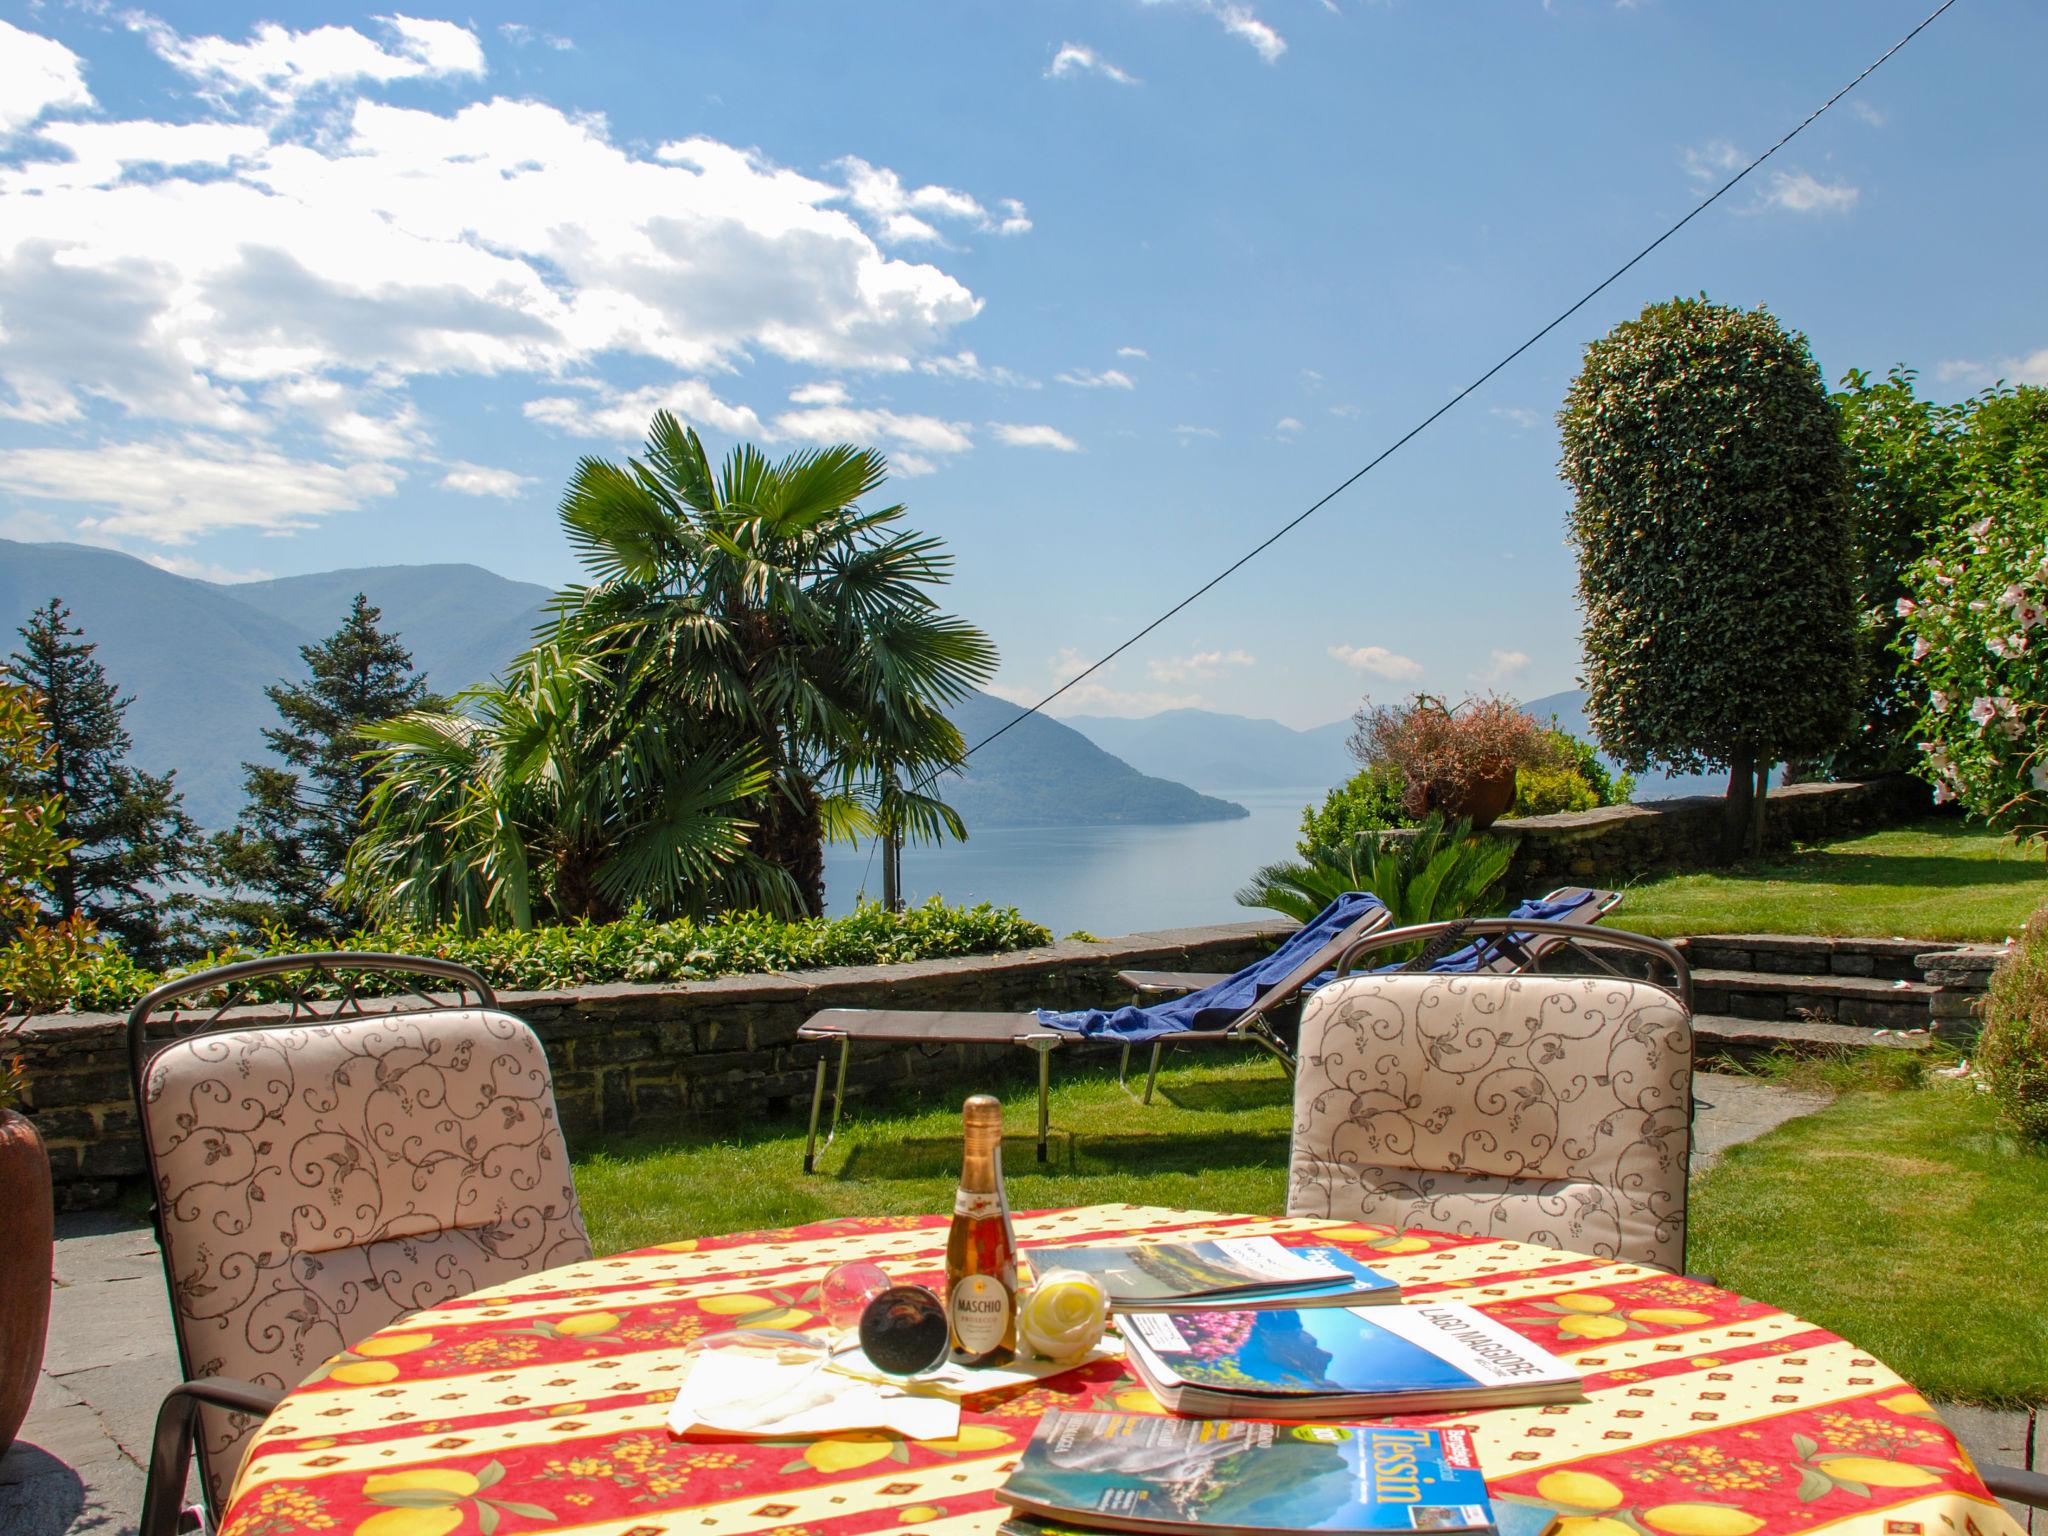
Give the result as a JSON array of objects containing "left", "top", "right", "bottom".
[
  {"left": 1118, "top": 1303, "right": 1581, "bottom": 1416},
  {"left": 1000, "top": 1499, "right": 1559, "bottom": 1536},
  {"left": 1031, "top": 1238, "right": 1398, "bottom": 1311},
  {"left": 995, "top": 1409, "right": 1493, "bottom": 1535}
]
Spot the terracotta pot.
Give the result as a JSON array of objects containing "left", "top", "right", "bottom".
[
  {"left": 1423, "top": 767, "right": 1519, "bottom": 831},
  {"left": 0, "top": 1107, "right": 53, "bottom": 1453}
]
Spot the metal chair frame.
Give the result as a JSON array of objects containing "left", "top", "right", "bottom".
[
  {"left": 126, "top": 952, "right": 499, "bottom": 1535},
  {"left": 1333, "top": 918, "right": 1692, "bottom": 1011}
]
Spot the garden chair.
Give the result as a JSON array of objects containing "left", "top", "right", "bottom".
[
  {"left": 1287, "top": 921, "right": 1696, "bottom": 1272},
  {"left": 798, "top": 892, "right": 1392, "bottom": 1172},
  {"left": 1110, "top": 886, "right": 1624, "bottom": 1103},
  {"left": 127, "top": 953, "right": 590, "bottom": 1535}
]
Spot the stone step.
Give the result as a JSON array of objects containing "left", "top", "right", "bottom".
[
  {"left": 1691, "top": 1012, "right": 1931, "bottom": 1056},
  {"left": 1690, "top": 968, "right": 1936, "bottom": 1029},
  {"left": 1680, "top": 933, "right": 1953, "bottom": 983}
]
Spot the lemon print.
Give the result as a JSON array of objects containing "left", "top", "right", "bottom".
[
  {"left": 804, "top": 1432, "right": 898, "bottom": 1473},
  {"left": 329, "top": 1360, "right": 400, "bottom": 1385},
  {"left": 546, "top": 1402, "right": 586, "bottom": 1416},
  {"left": 1552, "top": 1294, "right": 1616, "bottom": 1314},
  {"left": 1536, "top": 1472, "right": 1626, "bottom": 1511},
  {"left": 354, "top": 1333, "right": 435, "bottom": 1358},
  {"left": 363, "top": 1468, "right": 481, "bottom": 1499},
  {"left": 1113, "top": 1388, "right": 1165, "bottom": 1413},
  {"left": 921, "top": 1424, "right": 1012, "bottom": 1455},
  {"left": 353, "top": 1507, "right": 465, "bottom": 1536},
  {"left": 656, "top": 1239, "right": 700, "bottom": 1252},
  {"left": 1374, "top": 1236, "right": 1432, "bottom": 1255},
  {"left": 1816, "top": 1457, "right": 1940, "bottom": 1489},
  {"left": 898, "top": 1507, "right": 945, "bottom": 1524},
  {"left": 1317, "top": 1225, "right": 1390, "bottom": 1242},
  {"left": 1558, "top": 1314, "right": 1628, "bottom": 1340},
  {"left": 1556, "top": 1517, "right": 1639, "bottom": 1536},
  {"left": 300, "top": 1437, "right": 337, "bottom": 1450},
  {"left": 1878, "top": 1391, "right": 1934, "bottom": 1416},
  {"left": 1630, "top": 1308, "right": 1711, "bottom": 1327},
  {"left": 553, "top": 1312, "right": 619, "bottom": 1337},
  {"left": 1641, "top": 1504, "right": 1766, "bottom": 1536},
  {"left": 701, "top": 1293, "right": 773, "bottom": 1315}
]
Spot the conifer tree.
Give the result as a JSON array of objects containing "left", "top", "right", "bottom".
[
  {"left": 2, "top": 600, "right": 200, "bottom": 964},
  {"left": 209, "top": 595, "right": 441, "bottom": 939}
]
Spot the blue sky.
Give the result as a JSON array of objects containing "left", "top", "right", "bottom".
[{"left": 1, "top": 0, "right": 2040, "bottom": 728}]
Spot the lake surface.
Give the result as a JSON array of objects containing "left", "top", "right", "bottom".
[{"left": 820, "top": 788, "right": 1317, "bottom": 936}]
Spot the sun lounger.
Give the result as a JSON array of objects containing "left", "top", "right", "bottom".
[{"left": 797, "top": 892, "right": 1392, "bottom": 1171}]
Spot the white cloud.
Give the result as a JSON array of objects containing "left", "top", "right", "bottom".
[
  {"left": 1329, "top": 643, "right": 1423, "bottom": 680},
  {"left": 919, "top": 351, "right": 1037, "bottom": 388},
  {"left": 132, "top": 13, "right": 486, "bottom": 103},
  {"left": 1328, "top": 402, "right": 1360, "bottom": 418},
  {"left": 989, "top": 422, "right": 1081, "bottom": 451},
  {"left": 1116, "top": 346, "right": 1148, "bottom": 359},
  {"left": 0, "top": 437, "right": 401, "bottom": 544},
  {"left": 788, "top": 380, "right": 850, "bottom": 406},
  {"left": 439, "top": 462, "right": 535, "bottom": 498},
  {"left": 1148, "top": 648, "right": 1254, "bottom": 683},
  {"left": 1758, "top": 169, "right": 1859, "bottom": 215},
  {"left": 1174, "top": 424, "right": 1220, "bottom": 440},
  {"left": 1048, "top": 42, "right": 1139, "bottom": 85},
  {"left": 1056, "top": 367, "right": 1134, "bottom": 390},
  {"left": 774, "top": 403, "right": 974, "bottom": 465},
  {"left": 993, "top": 648, "right": 1203, "bottom": 718},
  {"left": 1476, "top": 648, "right": 1531, "bottom": 686},
  {"left": 1681, "top": 138, "right": 1745, "bottom": 183},
  {"left": 1491, "top": 405, "right": 1540, "bottom": 429},
  {"left": 1849, "top": 100, "right": 1886, "bottom": 128},
  {"left": 0, "top": 22, "right": 93, "bottom": 135},
  {"left": 835, "top": 156, "right": 1030, "bottom": 245},
  {"left": 524, "top": 381, "right": 767, "bottom": 442},
  {"left": 499, "top": 23, "right": 573, "bottom": 50},
  {"left": 1274, "top": 416, "right": 1303, "bottom": 435},
  {"left": 1937, "top": 350, "right": 2048, "bottom": 388},
  {"left": 145, "top": 551, "right": 276, "bottom": 582},
  {"left": 1143, "top": 0, "right": 1287, "bottom": 61}
]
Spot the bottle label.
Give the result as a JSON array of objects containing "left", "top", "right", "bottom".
[
  {"left": 949, "top": 1274, "right": 1011, "bottom": 1355},
  {"left": 954, "top": 1189, "right": 1002, "bottom": 1219}
]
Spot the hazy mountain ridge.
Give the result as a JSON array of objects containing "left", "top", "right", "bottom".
[
  {"left": 0, "top": 540, "right": 1241, "bottom": 833},
  {"left": 1064, "top": 708, "right": 1354, "bottom": 793}
]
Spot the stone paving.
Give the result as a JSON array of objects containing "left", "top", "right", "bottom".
[{"left": 3, "top": 1076, "right": 2040, "bottom": 1535}]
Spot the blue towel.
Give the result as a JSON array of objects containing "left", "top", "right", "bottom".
[
  {"left": 1034, "top": 892, "right": 1387, "bottom": 1045},
  {"left": 1416, "top": 888, "right": 1597, "bottom": 973}
]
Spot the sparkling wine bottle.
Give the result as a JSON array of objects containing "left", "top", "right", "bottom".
[{"left": 944, "top": 1094, "right": 1018, "bottom": 1364}]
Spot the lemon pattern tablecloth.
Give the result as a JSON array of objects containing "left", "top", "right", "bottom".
[{"left": 216, "top": 1205, "right": 2023, "bottom": 1536}]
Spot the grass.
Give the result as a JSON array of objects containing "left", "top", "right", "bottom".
[
  {"left": 574, "top": 1048, "right": 2047, "bottom": 1406},
  {"left": 1690, "top": 1077, "right": 2048, "bottom": 1407},
  {"left": 1616, "top": 818, "right": 2045, "bottom": 941}
]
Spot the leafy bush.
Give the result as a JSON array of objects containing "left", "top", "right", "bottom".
[
  {"left": 1297, "top": 765, "right": 1413, "bottom": 859},
  {"left": 1240, "top": 811, "right": 1512, "bottom": 931},
  {"left": 1980, "top": 909, "right": 2048, "bottom": 1144},
  {"left": 1512, "top": 763, "right": 1598, "bottom": 817},
  {"left": 44, "top": 899, "right": 1054, "bottom": 1014},
  {"left": 1895, "top": 385, "right": 2048, "bottom": 838},
  {"left": 1351, "top": 695, "right": 1546, "bottom": 817}
]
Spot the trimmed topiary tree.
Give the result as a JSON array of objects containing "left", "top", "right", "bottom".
[{"left": 1558, "top": 297, "right": 1859, "bottom": 856}]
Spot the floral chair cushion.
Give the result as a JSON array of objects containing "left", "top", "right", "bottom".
[
  {"left": 1287, "top": 973, "right": 1692, "bottom": 1272},
  {"left": 141, "top": 1009, "right": 590, "bottom": 1509}
]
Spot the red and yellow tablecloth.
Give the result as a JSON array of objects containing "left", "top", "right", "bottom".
[{"left": 218, "top": 1205, "right": 2022, "bottom": 1536}]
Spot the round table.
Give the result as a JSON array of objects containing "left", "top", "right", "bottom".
[{"left": 218, "top": 1205, "right": 2021, "bottom": 1536}]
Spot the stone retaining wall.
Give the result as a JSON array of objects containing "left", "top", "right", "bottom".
[
  {"left": 1919, "top": 942, "right": 2010, "bottom": 1041},
  {"left": 1488, "top": 776, "right": 1932, "bottom": 893},
  {"left": 12, "top": 919, "right": 1291, "bottom": 1212}
]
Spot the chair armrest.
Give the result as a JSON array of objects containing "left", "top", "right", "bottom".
[
  {"left": 141, "top": 1377, "right": 286, "bottom": 1536},
  {"left": 1980, "top": 1463, "right": 2048, "bottom": 1510}
]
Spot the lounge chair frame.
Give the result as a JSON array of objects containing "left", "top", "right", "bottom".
[
  {"left": 1332, "top": 917, "right": 1692, "bottom": 1009},
  {"left": 796, "top": 902, "right": 1395, "bottom": 1172}
]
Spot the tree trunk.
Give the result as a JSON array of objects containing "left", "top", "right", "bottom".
[
  {"left": 757, "top": 784, "right": 827, "bottom": 918},
  {"left": 1747, "top": 762, "right": 1771, "bottom": 858},
  {"left": 1722, "top": 752, "right": 1756, "bottom": 861}
]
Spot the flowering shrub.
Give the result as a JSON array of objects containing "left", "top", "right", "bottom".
[
  {"left": 44, "top": 899, "right": 1054, "bottom": 1014},
  {"left": 1896, "top": 385, "right": 2048, "bottom": 837},
  {"left": 1351, "top": 694, "right": 1547, "bottom": 817}
]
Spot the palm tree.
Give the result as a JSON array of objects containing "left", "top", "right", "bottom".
[
  {"left": 553, "top": 412, "right": 997, "bottom": 915},
  {"left": 1237, "top": 812, "right": 1512, "bottom": 931},
  {"left": 341, "top": 639, "right": 779, "bottom": 930}
]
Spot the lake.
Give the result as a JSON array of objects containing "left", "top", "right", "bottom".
[{"left": 820, "top": 788, "right": 1318, "bottom": 936}]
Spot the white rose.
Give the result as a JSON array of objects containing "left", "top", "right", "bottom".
[{"left": 1016, "top": 1271, "right": 1110, "bottom": 1362}]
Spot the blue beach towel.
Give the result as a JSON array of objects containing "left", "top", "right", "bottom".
[{"left": 1034, "top": 892, "right": 1386, "bottom": 1045}]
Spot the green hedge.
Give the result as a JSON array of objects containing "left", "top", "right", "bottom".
[{"left": 53, "top": 900, "right": 1055, "bottom": 1013}]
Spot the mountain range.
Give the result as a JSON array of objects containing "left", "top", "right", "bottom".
[{"left": 0, "top": 540, "right": 1243, "bottom": 832}]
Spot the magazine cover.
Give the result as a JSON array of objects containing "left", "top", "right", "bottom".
[
  {"left": 997, "top": 1410, "right": 1493, "bottom": 1535},
  {"left": 1120, "top": 1303, "right": 1579, "bottom": 1411},
  {"left": 1032, "top": 1238, "right": 1394, "bottom": 1305}
]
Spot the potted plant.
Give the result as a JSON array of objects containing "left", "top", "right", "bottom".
[
  {"left": 1351, "top": 694, "right": 1548, "bottom": 831},
  {"left": 0, "top": 683, "right": 99, "bottom": 1453}
]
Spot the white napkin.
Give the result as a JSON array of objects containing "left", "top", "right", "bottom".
[{"left": 666, "top": 1345, "right": 960, "bottom": 1440}]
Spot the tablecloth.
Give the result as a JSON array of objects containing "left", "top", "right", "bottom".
[{"left": 216, "top": 1204, "right": 2023, "bottom": 1536}]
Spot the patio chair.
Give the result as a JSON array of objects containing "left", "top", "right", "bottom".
[
  {"left": 1287, "top": 921, "right": 1695, "bottom": 1272},
  {"left": 127, "top": 953, "right": 590, "bottom": 1535},
  {"left": 1109, "top": 886, "right": 1624, "bottom": 1104},
  {"left": 798, "top": 891, "right": 1392, "bottom": 1172}
]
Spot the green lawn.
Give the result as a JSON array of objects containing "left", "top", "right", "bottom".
[
  {"left": 1615, "top": 818, "right": 2045, "bottom": 941},
  {"left": 574, "top": 1051, "right": 2047, "bottom": 1406}
]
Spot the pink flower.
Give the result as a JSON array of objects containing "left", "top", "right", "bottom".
[
  {"left": 1969, "top": 516, "right": 1994, "bottom": 541},
  {"left": 1989, "top": 635, "right": 2012, "bottom": 658},
  {"left": 1929, "top": 689, "right": 1950, "bottom": 714},
  {"left": 1896, "top": 597, "right": 1918, "bottom": 618},
  {"left": 1969, "top": 696, "right": 1999, "bottom": 728},
  {"left": 1912, "top": 636, "right": 1932, "bottom": 661},
  {"left": 1933, "top": 781, "right": 1956, "bottom": 805},
  {"left": 2002, "top": 583, "right": 2028, "bottom": 609},
  {"left": 2018, "top": 600, "right": 2045, "bottom": 630},
  {"left": 2032, "top": 764, "right": 2048, "bottom": 793}
]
